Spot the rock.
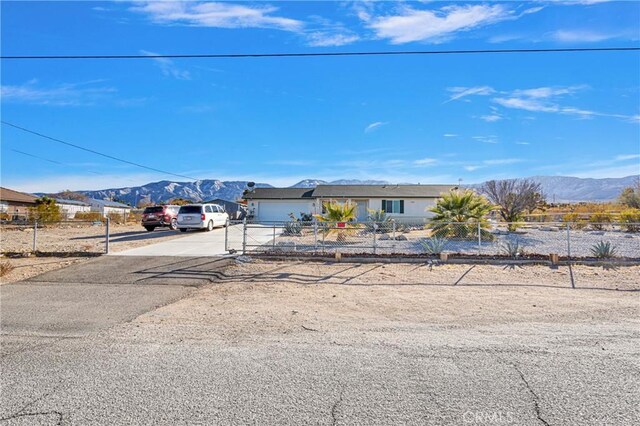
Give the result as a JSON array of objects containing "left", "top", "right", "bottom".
[
  {"left": 378, "top": 234, "right": 390, "bottom": 240},
  {"left": 395, "top": 234, "right": 408, "bottom": 241}
]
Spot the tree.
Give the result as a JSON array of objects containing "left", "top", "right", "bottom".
[
  {"left": 29, "top": 196, "right": 62, "bottom": 223},
  {"left": 314, "top": 201, "right": 357, "bottom": 241},
  {"left": 166, "top": 198, "right": 192, "bottom": 206},
  {"left": 618, "top": 179, "right": 640, "bottom": 209},
  {"left": 428, "top": 190, "right": 492, "bottom": 239},
  {"left": 481, "top": 179, "right": 545, "bottom": 231}
]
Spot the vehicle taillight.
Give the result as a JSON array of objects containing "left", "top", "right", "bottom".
[
  {"left": 201, "top": 213, "right": 206, "bottom": 221},
  {"left": 165, "top": 215, "right": 171, "bottom": 221}
]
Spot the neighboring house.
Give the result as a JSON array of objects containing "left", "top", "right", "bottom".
[
  {"left": 89, "top": 198, "right": 132, "bottom": 218},
  {"left": 244, "top": 184, "right": 456, "bottom": 222},
  {"left": 54, "top": 198, "right": 91, "bottom": 219},
  {"left": 0, "top": 187, "right": 37, "bottom": 220},
  {"left": 203, "top": 198, "right": 248, "bottom": 220}
]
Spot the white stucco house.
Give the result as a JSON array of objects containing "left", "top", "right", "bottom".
[
  {"left": 89, "top": 198, "right": 132, "bottom": 218},
  {"left": 244, "top": 184, "right": 456, "bottom": 222},
  {"left": 54, "top": 198, "right": 91, "bottom": 219}
]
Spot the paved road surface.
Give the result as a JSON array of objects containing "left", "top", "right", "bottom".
[
  {"left": 114, "top": 224, "right": 276, "bottom": 257},
  {"left": 1, "top": 256, "right": 638, "bottom": 425}
]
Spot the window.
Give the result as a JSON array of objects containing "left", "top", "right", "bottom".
[
  {"left": 381, "top": 200, "right": 404, "bottom": 214},
  {"left": 179, "top": 205, "right": 201, "bottom": 214},
  {"left": 205, "top": 205, "right": 213, "bottom": 213}
]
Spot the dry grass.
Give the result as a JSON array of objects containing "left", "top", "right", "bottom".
[{"left": 0, "top": 260, "right": 14, "bottom": 277}]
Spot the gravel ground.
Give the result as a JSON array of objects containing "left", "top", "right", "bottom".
[{"left": 1, "top": 259, "right": 639, "bottom": 424}]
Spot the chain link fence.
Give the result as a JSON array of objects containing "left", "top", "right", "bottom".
[
  {"left": 0, "top": 220, "right": 109, "bottom": 255},
  {"left": 231, "top": 220, "right": 640, "bottom": 262}
]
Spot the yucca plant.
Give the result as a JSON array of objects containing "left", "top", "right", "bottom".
[
  {"left": 314, "top": 201, "right": 358, "bottom": 242},
  {"left": 590, "top": 241, "right": 617, "bottom": 259},
  {"left": 420, "top": 237, "right": 448, "bottom": 255},
  {"left": 366, "top": 209, "right": 392, "bottom": 233},
  {"left": 428, "top": 190, "right": 493, "bottom": 240},
  {"left": 500, "top": 240, "right": 525, "bottom": 258}
]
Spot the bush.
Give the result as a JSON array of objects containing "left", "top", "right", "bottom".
[
  {"left": 420, "top": 237, "right": 448, "bottom": 255},
  {"left": 619, "top": 209, "right": 640, "bottom": 232},
  {"left": 366, "top": 209, "right": 392, "bottom": 233},
  {"left": 590, "top": 241, "right": 617, "bottom": 259},
  {"left": 562, "top": 212, "right": 586, "bottom": 229},
  {"left": 500, "top": 240, "right": 525, "bottom": 258},
  {"left": 29, "top": 196, "right": 62, "bottom": 224},
  {"left": 75, "top": 212, "right": 103, "bottom": 222},
  {"left": 107, "top": 212, "right": 124, "bottom": 224},
  {"left": 589, "top": 212, "right": 612, "bottom": 230}
]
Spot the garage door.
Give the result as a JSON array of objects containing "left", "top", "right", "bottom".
[{"left": 257, "top": 202, "right": 307, "bottom": 222}]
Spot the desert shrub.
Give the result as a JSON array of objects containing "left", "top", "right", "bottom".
[
  {"left": 0, "top": 261, "right": 14, "bottom": 277},
  {"left": 29, "top": 196, "right": 62, "bottom": 224},
  {"left": 562, "top": 212, "right": 586, "bottom": 229},
  {"left": 589, "top": 212, "right": 612, "bottom": 230},
  {"left": 107, "top": 212, "right": 124, "bottom": 224},
  {"left": 420, "top": 237, "right": 448, "bottom": 255},
  {"left": 429, "top": 190, "right": 493, "bottom": 239},
  {"left": 619, "top": 209, "right": 640, "bottom": 232},
  {"left": 500, "top": 240, "right": 525, "bottom": 258},
  {"left": 366, "top": 209, "right": 392, "bottom": 233},
  {"left": 75, "top": 212, "right": 103, "bottom": 222},
  {"left": 590, "top": 241, "right": 617, "bottom": 259},
  {"left": 283, "top": 213, "right": 303, "bottom": 236}
]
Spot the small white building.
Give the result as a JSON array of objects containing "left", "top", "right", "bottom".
[
  {"left": 89, "top": 198, "right": 132, "bottom": 218},
  {"left": 54, "top": 198, "right": 91, "bottom": 219},
  {"left": 244, "top": 184, "right": 456, "bottom": 223}
]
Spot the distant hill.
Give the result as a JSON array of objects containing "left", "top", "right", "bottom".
[{"left": 74, "top": 175, "right": 638, "bottom": 206}]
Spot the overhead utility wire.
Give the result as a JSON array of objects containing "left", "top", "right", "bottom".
[
  {"left": 2, "top": 121, "right": 200, "bottom": 181},
  {"left": 2, "top": 47, "right": 639, "bottom": 60}
]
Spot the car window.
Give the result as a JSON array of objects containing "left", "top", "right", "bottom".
[
  {"left": 179, "top": 205, "right": 201, "bottom": 214},
  {"left": 205, "top": 205, "right": 213, "bottom": 213},
  {"left": 143, "top": 206, "right": 163, "bottom": 214}
]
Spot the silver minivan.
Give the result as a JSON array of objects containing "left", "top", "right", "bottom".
[{"left": 176, "top": 204, "right": 229, "bottom": 232}]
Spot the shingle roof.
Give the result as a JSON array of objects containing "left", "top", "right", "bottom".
[
  {"left": 54, "top": 198, "right": 90, "bottom": 207},
  {"left": 244, "top": 188, "right": 315, "bottom": 200},
  {"left": 313, "top": 184, "right": 456, "bottom": 198},
  {"left": 0, "top": 187, "right": 38, "bottom": 204},
  {"left": 89, "top": 198, "right": 132, "bottom": 208}
]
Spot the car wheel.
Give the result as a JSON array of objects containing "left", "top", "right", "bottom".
[
  {"left": 179, "top": 228, "right": 187, "bottom": 233},
  {"left": 144, "top": 226, "right": 155, "bottom": 232},
  {"left": 169, "top": 219, "right": 177, "bottom": 230},
  {"left": 207, "top": 220, "right": 214, "bottom": 231}
]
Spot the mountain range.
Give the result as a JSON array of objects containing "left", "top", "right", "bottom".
[{"left": 76, "top": 175, "right": 638, "bottom": 206}]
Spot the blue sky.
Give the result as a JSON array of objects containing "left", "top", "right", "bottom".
[{"left": 2, "top": 0, "right": 639, "bottom": 192}]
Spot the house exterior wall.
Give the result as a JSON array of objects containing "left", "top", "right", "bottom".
[
  {"left": 367, "top": 197, "right": 438, "bottom": 219},
  {"left": 58, "top": 204, "right": 91, "bottom": 219},
  {"left": 90, "top": 203, "right": 131, "bottom": 217},
  {"left": 248, "top": 200, "right": 316, "bottom": 221},
  {"left": 1, "top": 201, "right": 33, "bottom": 219}
]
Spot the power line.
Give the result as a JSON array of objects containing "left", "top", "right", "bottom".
[
  {"left": 1, "top": 47, "right": 639, "bottom": 60},
  {"left": 2, "top": 121, "right": 200, "bottom": 181}
]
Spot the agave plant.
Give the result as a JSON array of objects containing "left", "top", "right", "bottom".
[
  {"left": 500, "top": 239, "right": 525, "bottom": 258},
  {"left": 366, "top": 209, "right": 392, "bottom": 233},
  {"left": 590, "top": 241, "right": 617, "bottom": 259},
  {"left": 420, "top": 237, "right": 448, "bottom": 255}
]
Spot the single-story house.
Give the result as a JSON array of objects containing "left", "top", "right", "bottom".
[
  {"left": 54, "top": 198, "right": 91, "bottom": 219},
  {"left": 244, "top": 184, "right": 456, "bottom": 222},
  {"left": 204, "top": 198, "right": 248, "bottom": 220},
  {"left": 89, "top": 198, "right": 132, "bottom": 218},
  {"left": 0, "top": 187, "right": 37, "bottom": 220}
]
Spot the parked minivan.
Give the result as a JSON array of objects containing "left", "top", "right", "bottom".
[
  {"left": 177, "top": 204, "right": 229, "bottom": 232},
  {"left": 142, "top": 205, "right": 180, "bottom": 232}
]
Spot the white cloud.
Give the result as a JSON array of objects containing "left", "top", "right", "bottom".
[
  {"left": 445, "top": 86, "right": 495, "bottom": 103},
  {"left": 515, "top": 141, "right": 530, "bottom": 145},
  {"left": 472, "top": 135, "right": 499, "bottom": 144},
  {"left": 493, "top": 97, "right": 559, "bottom": 113},
  {"left": 364, "top": 121, "right": 388, "bottom": 133},
  {"left": 365, "top": 4, "right": 522, "bottom": 44},
  {"left": 414, "top": 158, "right": 437, "bottom": 166},
  {"left": 140, "top": 50, "right": 191, "bottom": 80},
  {"left": 615, "top": 154, "right": 640, "bottom": 161},
  {"left": 483, "top": 158, "right": 523, "bottom": 166},
  {"left": 443, "top": 133, "right": 458, "bottom": 137},
  {"left": 479, "top": 114, "right": 503, "bottom": 122},
  {"left": 0, "top": 79, "right": 117, "bottom": 106},
  {"left": 131, "top": 1, "right": 303, "bottom": 32},
  {"left": 549, "top": 30, "right": 620, "bottom": 43},
  {"left": 307, "top": 31, "right": 359, "bottom": 47}
]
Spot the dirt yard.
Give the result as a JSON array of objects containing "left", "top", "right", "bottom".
[
  {"left": 136, "top": 260, "right": 640, "bottom": 341},
  {"left": 0, "top": 223, "right": 187, "bottom": 284}
]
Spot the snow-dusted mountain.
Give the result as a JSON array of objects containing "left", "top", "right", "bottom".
[{"left": 76, "top": 175, "right": 638, "bottom": 206}]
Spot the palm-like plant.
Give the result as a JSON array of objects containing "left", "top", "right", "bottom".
[
  {"left": 428, "top": 190, "right": 493, "bottom": 239},
  {"left": 315, "top": 201, "right": 357, "bottom": 241}
]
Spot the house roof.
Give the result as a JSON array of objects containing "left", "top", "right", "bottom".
[
  {"left": 243, "top": 185, "right": 456, "bottom": 200},
  {"left": 313, "top": 184, "right": 456, "bottom": 198},
  {"left": 54, "top": 198, "right": 90, "bottom": 207},
  {"left": 244, "top": 188, "right": 315, "bottom": 200},
  {"left": 0, "top": 187, "right": 38, "bottom": 204},
  {"left": 89, "top": 198, "right": 132, "bottom": 208}
]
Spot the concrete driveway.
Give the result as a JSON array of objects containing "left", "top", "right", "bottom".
[{"left": 114, "top": 223, "right": 276, "bottom": 257}]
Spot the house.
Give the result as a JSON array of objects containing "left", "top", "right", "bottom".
[
  {"left": 89, "top": 198, "right": 132, "bottom": 218},
  {"left": 54, "top": 198, "right": 91, "bottom": 219},
  {"left": 244, "top": 184, "right": 456, "bottom": 222},
  {"left": 203, "top": 198, "right": 248, "bottom": 220},
  {"left": 0, "top": 187, "right": 37, "bottom": 220}
]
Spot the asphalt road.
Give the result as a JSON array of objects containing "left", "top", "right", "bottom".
[{"left": 1, "top": 256, "right": 638, "bottom": 425}]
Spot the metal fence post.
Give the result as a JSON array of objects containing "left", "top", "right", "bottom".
[
  {"left": 272, "top": 223, "right": 276, "bottom": 251},
  {"left": 373, "top": 223, "right": 377, "bottom": 255},
  {"left": 566, "top": 222, "right": 571, "bottom": 259},
  {"left": 392, "top": 219, "right": 396, "bottom": 242},
  {"left": 224, "top": 218, "right": 229, "bottom": 252},
  {"left": 242, "top": 218, "right": 247, "bottom": 255},
  {"left": 322, "top": 224, "right": 325, "bottom": 254},
  {"left": 313, "top": 221, "right": 318, "bottom": 254},
  {"left": 32, "top": 220, "right": 37, "bottom": 252},
  {"left": 105, "top": 217, "right": 110, "bottom": 254},
  {"left": 478, "top": 221, "right": 482, "bottom": 256}
]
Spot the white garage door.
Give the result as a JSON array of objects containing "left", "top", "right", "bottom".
[{"left": 257, "top": 202, "right": 309, "bottom": 222}]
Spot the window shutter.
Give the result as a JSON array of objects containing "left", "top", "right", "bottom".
[
  {"left": 381, "top": 200, "right": 386, "bottom": 212},
  {"left": 400, "top": 200, "right": 405, "bottom": 214}
]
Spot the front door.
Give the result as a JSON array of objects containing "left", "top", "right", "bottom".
[{"left": 356, "top": 200, "right": 368, "bottom": 221}]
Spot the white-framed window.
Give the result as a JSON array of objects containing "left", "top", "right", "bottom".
[{"left": 381, "top": 200, "right": 404, "bottom": 214}]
